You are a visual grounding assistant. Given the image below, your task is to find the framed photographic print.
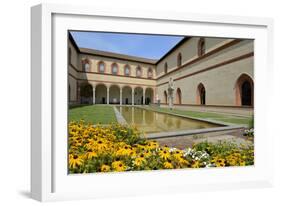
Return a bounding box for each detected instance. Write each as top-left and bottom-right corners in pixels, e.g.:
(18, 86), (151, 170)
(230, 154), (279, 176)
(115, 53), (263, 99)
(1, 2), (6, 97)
(31, 3), (274, 201)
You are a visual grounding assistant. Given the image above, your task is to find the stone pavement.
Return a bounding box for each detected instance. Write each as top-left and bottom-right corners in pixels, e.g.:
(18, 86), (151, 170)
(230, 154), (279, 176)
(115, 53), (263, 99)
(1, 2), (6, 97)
(154, 129), (253, 149)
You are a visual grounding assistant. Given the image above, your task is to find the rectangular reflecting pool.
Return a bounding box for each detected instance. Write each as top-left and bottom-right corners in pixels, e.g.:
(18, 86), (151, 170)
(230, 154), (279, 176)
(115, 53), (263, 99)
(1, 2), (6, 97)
(116, 106), (222, 134)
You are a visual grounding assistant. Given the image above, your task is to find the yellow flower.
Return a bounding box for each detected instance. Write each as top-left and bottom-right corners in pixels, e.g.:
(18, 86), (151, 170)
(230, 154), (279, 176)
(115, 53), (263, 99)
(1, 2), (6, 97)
(101, 164), (111, 172)
(159, 149), (170, 160)
(191, 160), (200, 168)
(239, 160), (246, 166)
(163, 161), (173, 169)
(173, 150), (184, 160)
(147, 141), (159, 150)
(112, 161), (126, 172)
(94, 139), (107, 152)
(116, 145), (132, 156)
(176, 157), (189, 166)
(143, 150), (152, 158)
(134, 157), (146, 167)
(69, 154), (83, 169)
(214, 158), (226, 167)
(85, 149), (97, 159)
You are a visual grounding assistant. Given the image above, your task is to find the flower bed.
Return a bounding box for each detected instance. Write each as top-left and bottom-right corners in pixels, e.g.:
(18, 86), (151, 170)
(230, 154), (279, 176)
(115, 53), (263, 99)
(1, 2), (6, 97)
(68, 121), (254, 173)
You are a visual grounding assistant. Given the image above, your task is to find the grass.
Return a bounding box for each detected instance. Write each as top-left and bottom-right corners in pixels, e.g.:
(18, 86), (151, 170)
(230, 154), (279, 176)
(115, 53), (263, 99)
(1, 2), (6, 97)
(68, 104), (253, 127)
(146, 106), (252, 127)
(69, 105), (117, 124)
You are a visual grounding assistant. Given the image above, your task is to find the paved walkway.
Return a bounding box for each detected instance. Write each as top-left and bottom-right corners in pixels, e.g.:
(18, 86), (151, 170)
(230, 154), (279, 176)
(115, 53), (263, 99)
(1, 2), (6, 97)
(154, 129), (252, 149)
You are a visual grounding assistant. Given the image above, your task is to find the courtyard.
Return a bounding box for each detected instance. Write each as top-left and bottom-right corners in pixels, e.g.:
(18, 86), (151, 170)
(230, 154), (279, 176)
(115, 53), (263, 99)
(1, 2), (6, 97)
(67, 32), (254, 173)
(68, 105), (254, 173)
(69, 104), (253, 148)
(69, 104), (252, 127)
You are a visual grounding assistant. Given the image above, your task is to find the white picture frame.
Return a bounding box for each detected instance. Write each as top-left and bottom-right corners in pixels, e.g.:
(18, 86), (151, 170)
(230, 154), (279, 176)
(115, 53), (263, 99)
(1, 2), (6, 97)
(31, 3), (274, 202)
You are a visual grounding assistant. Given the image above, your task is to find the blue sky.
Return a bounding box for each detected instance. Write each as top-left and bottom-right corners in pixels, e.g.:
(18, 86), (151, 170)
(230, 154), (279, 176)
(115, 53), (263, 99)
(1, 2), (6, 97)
(70, 31), (184, 60)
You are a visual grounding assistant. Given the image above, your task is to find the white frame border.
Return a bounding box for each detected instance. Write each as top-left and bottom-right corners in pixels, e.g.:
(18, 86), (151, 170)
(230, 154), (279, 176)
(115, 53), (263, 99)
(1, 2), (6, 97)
(31, 3), (274, 202)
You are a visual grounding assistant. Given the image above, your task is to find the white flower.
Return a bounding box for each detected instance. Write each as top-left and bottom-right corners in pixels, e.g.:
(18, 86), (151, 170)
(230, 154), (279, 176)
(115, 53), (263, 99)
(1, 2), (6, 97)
(169, 148), (177, 152)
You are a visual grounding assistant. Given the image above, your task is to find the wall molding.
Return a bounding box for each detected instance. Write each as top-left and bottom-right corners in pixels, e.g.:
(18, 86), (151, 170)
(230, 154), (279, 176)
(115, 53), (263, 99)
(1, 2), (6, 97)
(68, 72), (156, 89)
(157, 52), (254, 87)
(156, 39), (241, 80)
(160, 103), (253, 109)
(69, 63), (157, 80)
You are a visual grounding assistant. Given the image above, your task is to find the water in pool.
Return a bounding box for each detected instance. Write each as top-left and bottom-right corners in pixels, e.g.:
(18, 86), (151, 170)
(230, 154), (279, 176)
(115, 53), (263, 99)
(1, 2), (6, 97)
(116, 106), (221, 134)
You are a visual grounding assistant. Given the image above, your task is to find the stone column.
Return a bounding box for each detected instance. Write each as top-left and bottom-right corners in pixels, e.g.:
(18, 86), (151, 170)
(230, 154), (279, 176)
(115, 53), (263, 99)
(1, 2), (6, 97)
(120, 88), (122, 105)
(143, 89), (145, 105)
(92, 86), (96, 104)
(132, 88), (135, 105)
(154, 87), (157, 104)
(107, 87), (110, 104)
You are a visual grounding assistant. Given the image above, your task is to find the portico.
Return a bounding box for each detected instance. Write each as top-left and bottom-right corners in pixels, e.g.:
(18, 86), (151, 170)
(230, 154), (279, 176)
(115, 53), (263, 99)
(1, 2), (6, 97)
(78, 82), (154, 105)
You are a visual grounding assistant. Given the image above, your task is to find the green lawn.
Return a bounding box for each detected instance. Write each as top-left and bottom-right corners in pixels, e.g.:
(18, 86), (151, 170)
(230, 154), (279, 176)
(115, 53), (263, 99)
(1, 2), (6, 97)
(69, 105), (117, 124)
(68, 104), (253, 127)
(145, 106), (253, 127)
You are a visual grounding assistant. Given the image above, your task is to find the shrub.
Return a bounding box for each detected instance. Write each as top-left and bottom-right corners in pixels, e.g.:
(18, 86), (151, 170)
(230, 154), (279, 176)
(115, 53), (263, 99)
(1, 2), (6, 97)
(243, 128), (254, 137)
(192, 141), (254, 167)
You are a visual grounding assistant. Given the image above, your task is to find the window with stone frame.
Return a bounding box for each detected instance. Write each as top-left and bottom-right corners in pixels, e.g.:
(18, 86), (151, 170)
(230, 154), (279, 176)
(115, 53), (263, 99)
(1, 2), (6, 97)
(124, 65), (130, 76)
(82, 59), (90, 72)
(148, 68), (153, 79)
(164, 62), (168, 74)
(111, 63), (118, 75)
(136, 66), (142, 77)
(68, 47), (72, 65)
(198, 38), (206, 56)
(98, 62), (105, 73)
(177, 53), (182, 67)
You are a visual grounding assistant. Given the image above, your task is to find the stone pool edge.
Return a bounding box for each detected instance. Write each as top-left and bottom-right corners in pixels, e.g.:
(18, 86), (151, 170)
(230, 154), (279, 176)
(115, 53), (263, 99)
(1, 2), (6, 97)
(136, 105), (245, 127)
(114, 105), (245, 139)
(146, 125), (245, 139)
(137, 106), (246, 139)
(113, 106), (127, 124)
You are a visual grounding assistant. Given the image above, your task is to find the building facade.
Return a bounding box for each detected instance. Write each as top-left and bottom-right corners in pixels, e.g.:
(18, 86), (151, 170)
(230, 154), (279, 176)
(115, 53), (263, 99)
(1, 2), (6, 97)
(68, 34), (254, 115)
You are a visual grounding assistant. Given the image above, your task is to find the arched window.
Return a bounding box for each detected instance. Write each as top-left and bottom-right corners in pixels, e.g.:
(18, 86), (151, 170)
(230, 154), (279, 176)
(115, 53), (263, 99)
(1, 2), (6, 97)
(197, 83), (206, 105)
(98, 61), (105, 73)
(176, 88), (182, 104)
(164, 62), (168, 74)
(111, 63), (118, 75)
(124, 65), (130, 76)
(198, 38), (205, 56)
(235, 74), (254, 106)
(82, 59), (90, 72)
(164, 91), (168, 104)
(80, 83), (93, 104)
(177, 53), (182, 67)
(136, 66), (142, 77)
(147, 68), (153, 79)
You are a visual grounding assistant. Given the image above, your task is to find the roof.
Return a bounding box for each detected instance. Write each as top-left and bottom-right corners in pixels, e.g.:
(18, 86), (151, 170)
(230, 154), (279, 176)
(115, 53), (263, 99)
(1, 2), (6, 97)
(69, 32), (189, 65)
(79, 48), (158, 64)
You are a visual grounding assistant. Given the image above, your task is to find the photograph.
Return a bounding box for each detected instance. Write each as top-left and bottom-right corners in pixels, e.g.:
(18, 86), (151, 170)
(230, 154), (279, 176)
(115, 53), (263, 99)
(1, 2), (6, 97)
(67, 31), (254, 174)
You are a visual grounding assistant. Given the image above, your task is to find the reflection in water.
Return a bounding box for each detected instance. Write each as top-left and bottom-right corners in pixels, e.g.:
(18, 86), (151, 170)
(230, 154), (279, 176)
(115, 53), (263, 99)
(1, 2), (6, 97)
(117, 106), (220, 134)
(163, 115), (167, 124)
(176, 119), (181, 128)
(145, 110), (153, 124)
(167, 118), (173, 129)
